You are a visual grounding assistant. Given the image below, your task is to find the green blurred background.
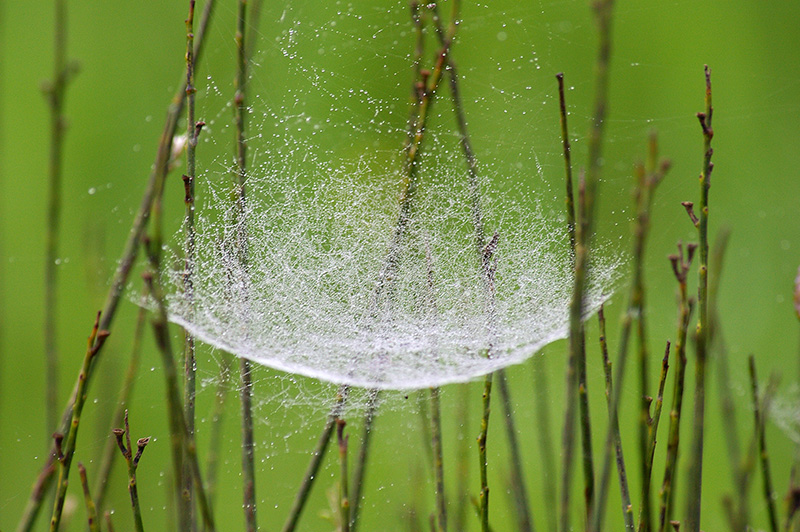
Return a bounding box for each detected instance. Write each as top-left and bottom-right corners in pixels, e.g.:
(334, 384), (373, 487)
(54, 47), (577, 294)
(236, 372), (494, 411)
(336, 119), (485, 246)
(2, 1), (799, 530)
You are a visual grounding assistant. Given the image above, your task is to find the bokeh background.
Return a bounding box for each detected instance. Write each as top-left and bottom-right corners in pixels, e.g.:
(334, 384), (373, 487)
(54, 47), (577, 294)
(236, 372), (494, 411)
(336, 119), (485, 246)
(2, 1), (799, 530)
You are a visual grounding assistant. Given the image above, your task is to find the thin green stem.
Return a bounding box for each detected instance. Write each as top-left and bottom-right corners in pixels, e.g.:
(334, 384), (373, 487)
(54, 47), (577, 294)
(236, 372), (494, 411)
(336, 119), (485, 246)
(77, 464), (99, 532)
(454, 383), (471, 532)
(709, 227), (749, 529)
(497, 371), (534, 532)
(684, 65), (714, 532)
(532, 357), (559, 532)
(637, 134), (670, 532)
(142, 253), (216, 532)
(556, 72), (576, 250)
(49, 312), (110, 532)
(478, 371), (493, 532)
(749, 356), (779, 532)
(43, 0), (77, 439)
(231, 0), (258, 528)
(646, 342), (670, 482)
(338, 420), (351, 532)
(181, 4), (199, 530)
(281, 389), (348, 532)
(566, 0), (616, 526)
(205, 354), (233, 509)
(350, 389), (380, 532)
(598, 306), (634, 531)
(43, 0), (67, 437)
(433, 8), (534, 529)
(94, 298), (147, 511)
(592, 133), (669, 532)
(113, 411), (150, 532)
(657, 244), (695, 532)
(430, 387), (447, 532)
(15, 4), (216, 528)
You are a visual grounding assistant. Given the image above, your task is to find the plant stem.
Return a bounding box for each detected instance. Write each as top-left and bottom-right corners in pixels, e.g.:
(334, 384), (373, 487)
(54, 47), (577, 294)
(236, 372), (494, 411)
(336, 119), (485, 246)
(77, 463), (99, 532)
(231, 1), (258, 528)
(636, 134), (670, 532)
(532, 357), (559, 532)
(657, 243), (696, 532)
(142, 254), (216, 532)
(592, 137), (669, 532)
(598, 305), (634, 531)
(205, 354), (233, 509)
(281, 388), (348, 532)
(454, 382), (471, 532)
(113, 411), (150, 532)
(684, 65), (714, 532)
(478, 371), (493, 532)
(43, 0), (77, 440)
(182, 2), (199, 530)
(556, 72), (576, 250)
(430, 387), (447, 532)
(432, 6), (534, 531)
(749, 356), (779, 532)
(49, 312), (110, 532)
(350, 389), (380, 532)
(15, 4), (216, 528)
(566, 0), (616, 526)
(337, 420), (351, 532)
(94, 297), (147, 511)
(708, 228), (749, 529)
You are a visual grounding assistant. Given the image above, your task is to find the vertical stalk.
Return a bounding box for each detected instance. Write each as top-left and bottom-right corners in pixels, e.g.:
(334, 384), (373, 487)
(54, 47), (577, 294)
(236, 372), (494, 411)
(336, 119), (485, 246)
(565, 0), (616, 527)
(49, 313), (110, 532)
(77, 463), (100, 532)
(141, 260), (216, 532)
(478, 370), (493, 532)
(636, 134), (670, 532)
(281, 389), (348, 532)
(556, 72), (576, 250)
(533, 357), (559, 532)
(430, 387), (447, 532)
(431, 5), (533, 530)
(231, 1), (258, 529)
(43, 0), (76, 439)
(454, 382), (471, 532)
(684, 66), (714, 532)
(94, 298), (148, 510)
(181, 2), (199, 529)
(657, 244), (695, 532)
(113, 411), (150, 532)
(350, 389), (380, 532)
(749, 356), (779, 532)
(338, 420), (351, 532)
(598, 306), (634, 530)
(592, 133), (669, 531)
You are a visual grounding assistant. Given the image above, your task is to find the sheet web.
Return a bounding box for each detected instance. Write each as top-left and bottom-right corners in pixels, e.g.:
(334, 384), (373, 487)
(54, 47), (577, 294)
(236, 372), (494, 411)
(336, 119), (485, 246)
(164, 1), (624, 397)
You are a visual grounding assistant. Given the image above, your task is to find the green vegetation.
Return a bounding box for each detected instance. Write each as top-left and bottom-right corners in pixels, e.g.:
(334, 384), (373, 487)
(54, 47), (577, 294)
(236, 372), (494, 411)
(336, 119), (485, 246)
(2, 1), (800, 531)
